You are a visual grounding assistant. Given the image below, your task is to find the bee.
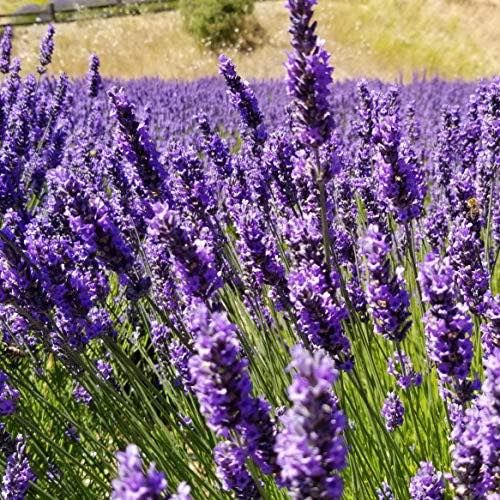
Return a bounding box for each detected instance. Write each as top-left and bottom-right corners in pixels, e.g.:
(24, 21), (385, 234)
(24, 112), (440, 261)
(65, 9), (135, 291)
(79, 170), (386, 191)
(466, 197), (481, 219)
(2, 345), (27, 359)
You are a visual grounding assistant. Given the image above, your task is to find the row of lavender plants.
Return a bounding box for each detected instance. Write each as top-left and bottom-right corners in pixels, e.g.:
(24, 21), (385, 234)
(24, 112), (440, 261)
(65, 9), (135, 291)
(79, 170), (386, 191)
(0, 0), (498, 498)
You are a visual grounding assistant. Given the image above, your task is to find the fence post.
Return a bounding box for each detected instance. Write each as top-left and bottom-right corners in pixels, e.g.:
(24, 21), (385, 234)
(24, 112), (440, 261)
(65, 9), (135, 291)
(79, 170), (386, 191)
(48, 2), (56, 22)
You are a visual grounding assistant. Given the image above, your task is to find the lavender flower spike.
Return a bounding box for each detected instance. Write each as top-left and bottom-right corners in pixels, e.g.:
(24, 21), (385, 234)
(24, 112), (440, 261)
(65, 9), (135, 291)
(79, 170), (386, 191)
(361, 225), (411, 343)
(451, 347), (500, 497)
(0, 371), (20, 417)
(214, 441), (260, 500)
(373, 87), (421, 223)
(478, 347), (500, 495)
(37, 24), (55, 75)
(376, 482), (394, 500)
(387, 351), (422, 390)
(108, 87), (169, 201)
(189, 303), (278, 475)
(0, 26), (13, 74)
(87, 54), (102, 98)
(188, 304), (253, 437)
(381, 392), (405, 432)
(1, 436), (37, 500)
(275, 345), (347, 499)
(409, 462), (445, 500)
(112, 444), (167, 500)
(218, 54), (267, 148)
(286, 0), (334, 147)
(419, 252), (473, 384)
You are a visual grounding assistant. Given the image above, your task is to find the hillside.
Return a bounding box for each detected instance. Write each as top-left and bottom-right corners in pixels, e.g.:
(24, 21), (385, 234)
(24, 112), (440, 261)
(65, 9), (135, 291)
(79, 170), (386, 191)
(8, 0), (500, 81)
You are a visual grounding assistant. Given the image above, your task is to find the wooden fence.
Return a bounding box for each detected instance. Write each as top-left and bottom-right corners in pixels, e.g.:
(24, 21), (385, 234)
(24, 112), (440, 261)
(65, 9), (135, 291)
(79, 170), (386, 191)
(0, 0), (178, 27)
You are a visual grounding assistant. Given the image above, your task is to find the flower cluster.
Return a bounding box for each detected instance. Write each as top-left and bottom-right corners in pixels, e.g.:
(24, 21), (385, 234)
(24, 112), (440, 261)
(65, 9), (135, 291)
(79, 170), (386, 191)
(112, 444), (191, 500)
(362, 225), (411, 343)
(0, 371), (19, 417)
(381, 392), (405, 432)
(419, 253), (473, 385)
(408, 462), (445, 500)
(275, 346), (347, 499)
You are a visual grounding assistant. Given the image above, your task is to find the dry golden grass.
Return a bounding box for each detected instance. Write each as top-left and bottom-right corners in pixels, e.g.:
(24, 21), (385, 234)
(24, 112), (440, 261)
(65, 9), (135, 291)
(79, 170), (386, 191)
(9, 0), (500, 81)
(0, 0), (45, 14)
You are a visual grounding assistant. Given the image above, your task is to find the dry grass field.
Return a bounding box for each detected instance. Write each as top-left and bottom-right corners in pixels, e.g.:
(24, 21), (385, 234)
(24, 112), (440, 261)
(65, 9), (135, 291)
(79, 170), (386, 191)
(6, 0), (500, 81)
(0, 0), (45, 13)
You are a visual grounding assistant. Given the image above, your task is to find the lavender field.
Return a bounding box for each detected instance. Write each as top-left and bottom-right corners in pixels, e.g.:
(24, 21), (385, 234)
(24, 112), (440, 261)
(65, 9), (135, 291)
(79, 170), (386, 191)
(0, 1), (498, 499)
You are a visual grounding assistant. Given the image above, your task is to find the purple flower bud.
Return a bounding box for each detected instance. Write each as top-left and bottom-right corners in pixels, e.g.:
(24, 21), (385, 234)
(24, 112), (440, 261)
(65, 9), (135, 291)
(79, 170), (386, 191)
(0, 371), (20, 417)
(72, 383), (92, 406)
(214, 441), (259, 499)
(96, 360), (113, 381)
(381, 392), (405, 432)
(387, 351), (422, 390)
(38, 24), (55, 74)
(376, 481), (394, 500)
(112, 444), (166, 500)
(218, 55), (267, 149)
(0, 26), (13, 74)
(409, 462), (445, 500)
(87, 54), (102, 98)
(64, 425), (79, 442)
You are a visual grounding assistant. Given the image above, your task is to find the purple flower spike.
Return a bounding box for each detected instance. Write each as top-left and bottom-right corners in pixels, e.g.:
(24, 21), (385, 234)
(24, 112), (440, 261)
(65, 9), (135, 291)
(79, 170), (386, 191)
(275, 345), (347, 499)
(108, 87), (169, 202)
(214, 441), (259, 499)
(148, 203), (222, 302)
(286, 0), (334, 147)
(0, 371), (20, 417)
(451, 403), (484, 498)
(1, 436), (37, 500)
(288, 261), (352, 370)
(481, 295), (499, 359)
(451, 347), (500, 497)
(219, 55), (267, 148)
(376, 481), (394, 500)
(188, 305), (278, 474)
(188, 304), (253, 437)
(381, 392), (405, 432)
(387, 351), (422, 390)
(0, 26), (13, 74)
(72, 383), (92, 406)
(409, 462), (445, 500)
(87, 54), (102, 98)
(449, 217), (490, 315)
(112, 444), (167, 500)
(373, 87), (422, 223)
(37, 24), (55, 74)
(361, 225), (411, 343)
(479, 348), (500, 495)
(419, 253), (473, 385)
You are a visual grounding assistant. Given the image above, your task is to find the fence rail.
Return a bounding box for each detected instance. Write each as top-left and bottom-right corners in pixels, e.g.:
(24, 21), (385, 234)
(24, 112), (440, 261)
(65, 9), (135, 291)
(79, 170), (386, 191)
(0, 0), (178, 27)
